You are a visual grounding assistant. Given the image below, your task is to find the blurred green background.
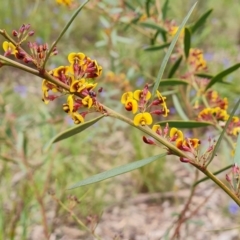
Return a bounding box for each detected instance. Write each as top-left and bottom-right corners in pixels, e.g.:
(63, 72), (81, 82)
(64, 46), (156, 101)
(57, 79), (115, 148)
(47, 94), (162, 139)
(0, 0), (240, 239)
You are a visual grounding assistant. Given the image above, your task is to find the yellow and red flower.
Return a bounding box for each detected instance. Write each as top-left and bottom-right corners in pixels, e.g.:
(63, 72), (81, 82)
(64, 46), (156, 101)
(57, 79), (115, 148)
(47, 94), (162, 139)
(2, 41), (17, 56)
(124, 98), (138, 114)
(134, 112), (153, 126)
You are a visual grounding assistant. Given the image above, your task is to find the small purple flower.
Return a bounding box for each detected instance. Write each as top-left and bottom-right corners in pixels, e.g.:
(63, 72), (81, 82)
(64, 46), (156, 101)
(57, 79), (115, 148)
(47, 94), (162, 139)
(169, 107), (176, 115)
(65, 115), (74, 126)
(204, 52), (213, 61)
(136, 77), (145, 87)
(228, 202), (239, 215)
(35, 37), (43, 44)
(222, 57), (230, 68)
(14, 85), (27, 98)
(185, 130), (193, 138)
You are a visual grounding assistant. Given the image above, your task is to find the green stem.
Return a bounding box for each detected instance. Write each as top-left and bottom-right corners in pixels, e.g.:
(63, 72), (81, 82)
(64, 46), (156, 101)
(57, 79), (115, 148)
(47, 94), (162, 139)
(194, 164), (232, 186)
(0, 29), (16, 45)
(0, 57), (39, 75)
(192, 163), (240, 206)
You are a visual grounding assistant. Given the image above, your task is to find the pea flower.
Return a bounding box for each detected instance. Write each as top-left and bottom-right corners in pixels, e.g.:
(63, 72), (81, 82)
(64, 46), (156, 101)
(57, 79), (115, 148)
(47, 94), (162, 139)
(134, 112), (153, 126)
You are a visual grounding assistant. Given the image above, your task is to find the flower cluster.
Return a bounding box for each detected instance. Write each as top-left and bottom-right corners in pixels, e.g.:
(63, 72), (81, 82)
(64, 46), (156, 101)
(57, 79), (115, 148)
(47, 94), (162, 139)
(197, 90), (240, 137)
(167, 25), (184, 39)
(143, 124), (202, 163)
(198, 90), (229, 122)
(2, 24), (57, 68)
(42, 52), (103, 124)
(188, 48), (207, 71)
(121, 84), (169, 126)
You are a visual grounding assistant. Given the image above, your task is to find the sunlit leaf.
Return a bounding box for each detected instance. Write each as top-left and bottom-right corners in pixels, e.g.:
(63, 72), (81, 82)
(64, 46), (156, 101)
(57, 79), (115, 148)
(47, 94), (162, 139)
(205, 63), (240, 90)
(184, 27), (191, 58)
(156, 120), (214, 128)
(44, 115), (105, 152)
(143, 42), (170, 51)
(151, 2), (197, 97)
(168, 56), (182, 78)
(68, 153), (167, 189)
(207, 98), (240, 165)
(172, 94), (189, 121)
(190, 9), (213, 33)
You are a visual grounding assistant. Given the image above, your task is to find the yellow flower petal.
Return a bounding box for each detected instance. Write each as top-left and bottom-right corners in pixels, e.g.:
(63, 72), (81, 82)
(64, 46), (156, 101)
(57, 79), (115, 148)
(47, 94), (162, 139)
(170, 128), (183, 141)
(133, 89), (151, 101)
(68, 52), (85, 64)
(133, 90), (141, 101)
(52, 66), (69, 77)
(162, 103), (170, 117)
(152, 125), (162, 134)
(125, 98), (138, 114)
(71, 112), (84, 124)
(2, 41), (17, 55)
(67, 94), (74, 112)
(133, 112), (152, 126)
(82, 95), (93, 108)
(156, 91), (166, 104)
(121, 92), (133, 104)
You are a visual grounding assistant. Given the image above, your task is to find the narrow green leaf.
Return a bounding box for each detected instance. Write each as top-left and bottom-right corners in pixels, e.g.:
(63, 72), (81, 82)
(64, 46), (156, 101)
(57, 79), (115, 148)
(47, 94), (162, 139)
(234, 134), (240, 165)
(156, 120), (214, 128)
(43, 0), (89, 68)
(145, 0), (152, 17)
(194, 164), (232, 186)
(159, 79), (189, 86)
(161, 0), (169, 20)
(195, 73), (231, 85)
(151, 2), (197, 97)
(139, 22), (167, 33)
(68, 153), (167, 189)
(44, 115), (105, 152)
(151, 30), (161, 45)
(184, 27), (191, 58)
(195, 72), (213, 79)
(172, 94), (189, 121)
(205, 63), (240, 90)
(168, 56), (182, 78)
(143, 42), (170, 51)
(207, 98), (240, 165)
(161, 31), (167, 42)
(190, 9), (213, 33)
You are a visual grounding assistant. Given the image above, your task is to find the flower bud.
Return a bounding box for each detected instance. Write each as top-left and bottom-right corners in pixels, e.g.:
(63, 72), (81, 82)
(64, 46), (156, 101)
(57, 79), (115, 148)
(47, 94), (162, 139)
(28, 30), (34, 36)
(180, 157), (190, 163)
(12, 30), (18, 37)
(142, 136), (155, 145)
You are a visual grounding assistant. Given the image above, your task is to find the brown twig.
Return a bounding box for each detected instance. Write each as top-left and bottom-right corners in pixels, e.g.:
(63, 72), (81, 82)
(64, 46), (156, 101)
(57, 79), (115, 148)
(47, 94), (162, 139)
(170, 170), (199, 239)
